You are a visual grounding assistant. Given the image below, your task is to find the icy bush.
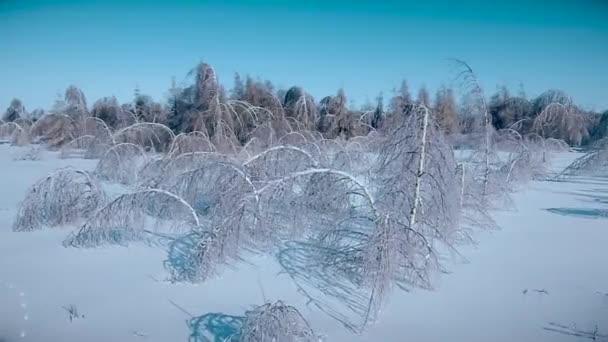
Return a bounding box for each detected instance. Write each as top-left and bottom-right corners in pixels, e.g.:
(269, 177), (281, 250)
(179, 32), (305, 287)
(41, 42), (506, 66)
(244, 145), (318, 181)
(95, 143), (148, 184)
(238, 301), (317, 342)
(13, 168), (106, 232)
(113, 122), (175, 153)
(64, 189), (199, 247)
(557, 145), (608, 178)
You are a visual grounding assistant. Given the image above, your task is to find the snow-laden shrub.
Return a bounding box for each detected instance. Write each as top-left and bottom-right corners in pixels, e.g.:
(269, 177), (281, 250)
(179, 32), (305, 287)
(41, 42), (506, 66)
(95, 143), (147, 184)
(64, 189), (199, 247)
(13, 168), (106, 232)
(238, 301), (317, 342)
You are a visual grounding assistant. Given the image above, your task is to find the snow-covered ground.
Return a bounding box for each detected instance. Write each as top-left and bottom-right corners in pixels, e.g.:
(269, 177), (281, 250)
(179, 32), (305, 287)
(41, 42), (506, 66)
(0, 144), (606, 341)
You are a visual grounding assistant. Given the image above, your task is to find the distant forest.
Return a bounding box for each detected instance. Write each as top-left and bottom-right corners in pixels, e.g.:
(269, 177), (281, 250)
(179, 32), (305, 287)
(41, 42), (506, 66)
(2, 61), (607, 147)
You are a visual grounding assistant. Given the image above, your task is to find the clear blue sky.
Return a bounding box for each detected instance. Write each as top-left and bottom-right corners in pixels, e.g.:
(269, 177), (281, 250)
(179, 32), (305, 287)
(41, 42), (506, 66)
(1, 0), (607, 113)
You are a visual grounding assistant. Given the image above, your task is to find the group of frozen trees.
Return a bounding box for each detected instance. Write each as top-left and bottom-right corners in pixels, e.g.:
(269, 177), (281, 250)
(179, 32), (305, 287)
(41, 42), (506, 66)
(6, 60), (602, 338)
(3, 61), (606, 150)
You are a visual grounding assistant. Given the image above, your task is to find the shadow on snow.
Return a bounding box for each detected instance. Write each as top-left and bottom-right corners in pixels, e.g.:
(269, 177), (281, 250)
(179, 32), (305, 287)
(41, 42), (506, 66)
(188, 312), (244, 342)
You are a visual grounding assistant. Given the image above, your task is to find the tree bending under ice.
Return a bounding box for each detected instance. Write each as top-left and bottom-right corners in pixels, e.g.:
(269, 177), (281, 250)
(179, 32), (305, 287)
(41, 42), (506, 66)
(64, 189), (199, 248)
(13, 168), (106, 232)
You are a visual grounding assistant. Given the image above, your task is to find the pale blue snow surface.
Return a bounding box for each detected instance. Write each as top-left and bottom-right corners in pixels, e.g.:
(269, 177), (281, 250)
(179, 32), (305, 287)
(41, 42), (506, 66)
(0, 144), (606, 341)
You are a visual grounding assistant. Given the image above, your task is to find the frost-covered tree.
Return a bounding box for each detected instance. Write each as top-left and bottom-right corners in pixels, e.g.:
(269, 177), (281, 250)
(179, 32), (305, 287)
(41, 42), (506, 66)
(390, 80), (412, 115)
(64, 189), (199, 247)
(231, 72), (246, 100)
(91, 96), (124, 128)
(371, 92), (384, 129)
(63, 85), (88, 119)
(533, 103), (590, 146)
(95, 143), (148, 184)
(238, 301), (317, 342)
(556, 144), (608, 178)
(283, 86), (318, 131)
(329, 89), (356, 139)
(13, 168), (106, 232)
(452, 59), (494, 201)
(416, 85), (430, 108)
(374, 104), (460, 282)
(589, 110), (608, 143)
(532, 89), (572, 115)
(434, 86), (458, 134)
(3, 98), (25, 122)
(29, 108), (45, 120)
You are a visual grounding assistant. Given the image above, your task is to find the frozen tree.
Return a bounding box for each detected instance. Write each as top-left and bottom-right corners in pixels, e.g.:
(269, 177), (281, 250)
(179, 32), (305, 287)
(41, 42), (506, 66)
(369, 93), (384, 130)
(0, 121), (29, 145)
(317, 96), (333, 134)
(416, 85), (430, 107)
(532, 103), (588, 145)
(3, 98), (26, 122)
(113, 122), (175, 153)
(532, 89), (572, 115)
(589, 110), (608, 143)
(373, 105), (460, 289)
(283, 86), (305, 115)
(231, 72), (246, 99)
(389, 80), (412, 117)
(452, 59), (499, 203)
(244, 145), (319, 181)
(95, 143), (148, 184)
(63, 85), (88, 119)
(556, 145), (608, 178)
(167, 131), (216, 157)
(91, 96), (128, 128)
(160, 161), (260, 281)
(237, 301), (317, 342)
(330, 89), (354, 138)
(13, 168), (106, 232)
(138, 151), (232, 188)
(64, 189), (199, 248)
(488, 86), (533, 132)
(133, 90), (167, 124)
(193, 62), (219, 111)
(434, 86), (458, 134)
(29, 113), (81, 148)
(29, 108), (45, 120)
(13, 117), (33, 130)
(80, 116), (115, 158)
(496, 129), (546, 183)
(283, 86), (318, 131)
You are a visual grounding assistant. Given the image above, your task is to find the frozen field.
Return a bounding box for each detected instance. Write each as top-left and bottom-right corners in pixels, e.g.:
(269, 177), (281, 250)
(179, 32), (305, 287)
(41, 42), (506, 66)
(0, 144), (606, 341)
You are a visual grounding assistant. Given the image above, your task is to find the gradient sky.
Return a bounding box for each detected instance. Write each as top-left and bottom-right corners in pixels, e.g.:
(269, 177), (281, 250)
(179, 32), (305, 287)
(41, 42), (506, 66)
(1, 0), (607, 113)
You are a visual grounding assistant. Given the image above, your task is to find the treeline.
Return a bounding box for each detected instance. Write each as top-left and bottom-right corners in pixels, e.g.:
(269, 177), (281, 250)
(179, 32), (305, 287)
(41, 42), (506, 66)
(2, 62), (607, 146)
